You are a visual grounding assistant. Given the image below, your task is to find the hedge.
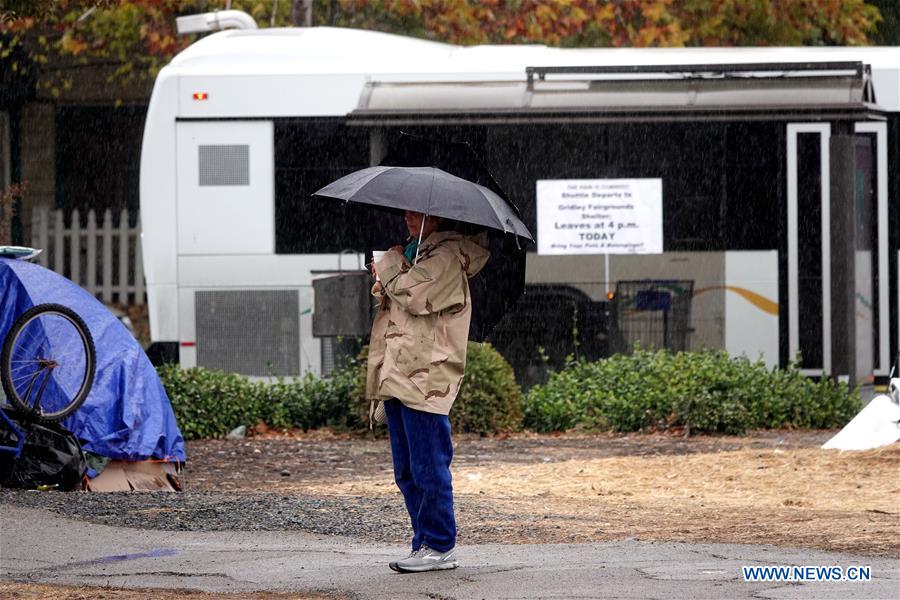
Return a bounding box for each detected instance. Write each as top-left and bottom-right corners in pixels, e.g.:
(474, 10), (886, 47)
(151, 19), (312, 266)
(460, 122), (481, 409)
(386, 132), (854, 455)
(522, 349), (860, 435)
(158, 362), (362, 440)
(159, 341), (523, 440)
(452, 342), (523, 433)
(161, 348), (859, 440)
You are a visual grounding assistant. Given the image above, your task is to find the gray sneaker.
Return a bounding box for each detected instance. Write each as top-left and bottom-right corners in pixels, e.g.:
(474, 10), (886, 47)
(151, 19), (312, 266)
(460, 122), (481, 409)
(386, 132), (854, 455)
(389, 545), (458, 573)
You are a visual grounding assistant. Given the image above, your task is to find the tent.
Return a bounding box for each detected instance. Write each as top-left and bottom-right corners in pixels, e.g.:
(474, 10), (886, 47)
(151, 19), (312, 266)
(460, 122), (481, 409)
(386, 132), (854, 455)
(0, 258), (185, 484)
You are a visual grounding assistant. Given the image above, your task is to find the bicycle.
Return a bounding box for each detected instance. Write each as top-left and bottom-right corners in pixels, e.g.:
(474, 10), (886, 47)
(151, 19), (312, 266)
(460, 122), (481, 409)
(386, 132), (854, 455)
(1, 303), (96, 424)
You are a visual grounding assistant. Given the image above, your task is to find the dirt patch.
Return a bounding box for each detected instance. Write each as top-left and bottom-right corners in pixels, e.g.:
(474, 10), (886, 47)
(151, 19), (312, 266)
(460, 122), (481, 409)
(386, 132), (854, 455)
(0, 582), (341, 600)
(182, 429), (832, 491)
(181, 430), (899, 558)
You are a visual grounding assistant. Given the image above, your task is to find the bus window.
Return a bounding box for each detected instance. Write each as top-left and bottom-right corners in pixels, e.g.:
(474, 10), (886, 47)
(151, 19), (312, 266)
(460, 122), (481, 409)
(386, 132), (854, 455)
(274, 120), (369, 254)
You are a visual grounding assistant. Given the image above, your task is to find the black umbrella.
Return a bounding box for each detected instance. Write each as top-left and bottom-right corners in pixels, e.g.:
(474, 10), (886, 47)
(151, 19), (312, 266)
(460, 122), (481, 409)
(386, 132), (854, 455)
(313, 166), (532, 341)
(314, 166), (532, 241)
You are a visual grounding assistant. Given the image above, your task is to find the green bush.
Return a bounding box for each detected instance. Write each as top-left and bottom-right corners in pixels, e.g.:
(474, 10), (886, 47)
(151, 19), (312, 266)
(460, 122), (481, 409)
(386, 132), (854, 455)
(159, 342), (523, 439)
(157, 364), (262, 440)
(302, 362), (365, 430)
(453, 342), (524, 433)
(158, 359), (365, 440)
(523, 349), (859, 435)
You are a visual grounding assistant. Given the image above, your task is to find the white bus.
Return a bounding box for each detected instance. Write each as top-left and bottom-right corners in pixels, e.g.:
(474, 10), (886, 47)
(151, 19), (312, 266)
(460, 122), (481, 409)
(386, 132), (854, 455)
(140, 12), (899, 385)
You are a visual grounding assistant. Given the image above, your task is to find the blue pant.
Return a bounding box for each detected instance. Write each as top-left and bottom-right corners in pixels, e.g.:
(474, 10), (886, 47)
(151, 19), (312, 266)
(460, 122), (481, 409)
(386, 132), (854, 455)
(384, 399), (457, 552)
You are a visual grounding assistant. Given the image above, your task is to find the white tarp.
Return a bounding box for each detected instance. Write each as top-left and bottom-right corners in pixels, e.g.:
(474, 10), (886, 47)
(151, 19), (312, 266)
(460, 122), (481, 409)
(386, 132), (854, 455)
(822, 379), (900, 451)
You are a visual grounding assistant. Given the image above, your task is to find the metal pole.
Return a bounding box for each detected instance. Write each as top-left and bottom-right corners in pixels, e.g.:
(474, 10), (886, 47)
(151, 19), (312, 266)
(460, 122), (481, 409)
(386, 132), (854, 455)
(414, 215), (427, 265)
(829, 126), (858, 385)
(604, 253), (610, 295)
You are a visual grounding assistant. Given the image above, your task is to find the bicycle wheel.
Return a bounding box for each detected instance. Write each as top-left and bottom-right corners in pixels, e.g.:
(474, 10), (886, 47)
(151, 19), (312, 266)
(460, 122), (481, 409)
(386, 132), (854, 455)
(1, 303), (96, 422)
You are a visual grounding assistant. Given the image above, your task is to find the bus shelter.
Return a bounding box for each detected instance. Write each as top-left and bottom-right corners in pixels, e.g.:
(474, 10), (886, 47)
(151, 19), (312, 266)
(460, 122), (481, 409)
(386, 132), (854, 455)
(341, 62), (894, 387)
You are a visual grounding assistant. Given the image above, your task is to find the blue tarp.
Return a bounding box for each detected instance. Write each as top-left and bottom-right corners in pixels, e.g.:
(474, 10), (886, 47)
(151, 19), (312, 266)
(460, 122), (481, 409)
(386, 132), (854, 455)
(0, 259), (185, 468)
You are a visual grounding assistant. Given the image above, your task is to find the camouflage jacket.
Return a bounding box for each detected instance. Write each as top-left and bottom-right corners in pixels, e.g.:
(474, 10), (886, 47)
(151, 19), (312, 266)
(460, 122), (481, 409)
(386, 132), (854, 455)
(366, 231), (490, 416)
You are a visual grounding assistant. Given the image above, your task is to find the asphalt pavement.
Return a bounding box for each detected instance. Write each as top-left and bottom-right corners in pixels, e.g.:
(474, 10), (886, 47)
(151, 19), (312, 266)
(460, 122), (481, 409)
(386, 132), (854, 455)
(1, 505), (898, 599)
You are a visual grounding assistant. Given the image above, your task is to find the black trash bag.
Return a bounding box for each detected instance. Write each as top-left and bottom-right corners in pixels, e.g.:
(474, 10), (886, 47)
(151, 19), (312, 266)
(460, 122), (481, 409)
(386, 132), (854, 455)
(0, 412), (87, 491)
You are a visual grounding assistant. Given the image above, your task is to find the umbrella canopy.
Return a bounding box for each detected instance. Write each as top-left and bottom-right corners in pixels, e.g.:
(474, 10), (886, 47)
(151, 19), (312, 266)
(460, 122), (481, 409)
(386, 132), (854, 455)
(379, 133), (513, 205)
(314, 160), (533, 342)
(314, 166), (532, 241)
(365, 132), (523, 250)
(0, 259), (186, 468)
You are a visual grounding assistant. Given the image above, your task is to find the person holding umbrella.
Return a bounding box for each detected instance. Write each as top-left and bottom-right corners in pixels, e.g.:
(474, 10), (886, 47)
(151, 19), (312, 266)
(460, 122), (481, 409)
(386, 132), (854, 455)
(313, 164), (532, 571)
(367, 209), (489, 573)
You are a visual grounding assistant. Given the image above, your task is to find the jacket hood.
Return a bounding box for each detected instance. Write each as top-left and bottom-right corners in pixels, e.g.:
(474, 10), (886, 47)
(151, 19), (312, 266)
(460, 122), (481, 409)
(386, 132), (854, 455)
(422, 231), (490, 278)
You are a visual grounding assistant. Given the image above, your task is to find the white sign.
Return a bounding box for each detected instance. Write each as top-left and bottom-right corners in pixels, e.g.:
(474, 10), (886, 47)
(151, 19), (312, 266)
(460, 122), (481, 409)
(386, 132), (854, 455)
(536, 179), (663, 255)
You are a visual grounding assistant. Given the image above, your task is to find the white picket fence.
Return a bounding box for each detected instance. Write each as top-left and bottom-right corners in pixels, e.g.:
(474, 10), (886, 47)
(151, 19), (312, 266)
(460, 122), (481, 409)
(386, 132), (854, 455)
(29, 207), (145, 305)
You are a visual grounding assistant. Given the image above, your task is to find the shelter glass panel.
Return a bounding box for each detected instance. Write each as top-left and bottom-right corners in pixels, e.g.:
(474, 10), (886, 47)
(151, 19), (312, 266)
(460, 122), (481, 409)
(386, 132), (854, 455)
(723, 123), (781, 249)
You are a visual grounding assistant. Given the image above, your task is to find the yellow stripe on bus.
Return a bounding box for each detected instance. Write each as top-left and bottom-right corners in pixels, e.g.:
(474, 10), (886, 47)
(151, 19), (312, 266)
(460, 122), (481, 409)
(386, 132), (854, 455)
(693, 286), (779, 316)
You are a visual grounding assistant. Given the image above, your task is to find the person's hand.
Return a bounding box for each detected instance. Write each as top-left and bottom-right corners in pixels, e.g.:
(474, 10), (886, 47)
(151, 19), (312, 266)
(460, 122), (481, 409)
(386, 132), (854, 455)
(389, 245), (404, 254)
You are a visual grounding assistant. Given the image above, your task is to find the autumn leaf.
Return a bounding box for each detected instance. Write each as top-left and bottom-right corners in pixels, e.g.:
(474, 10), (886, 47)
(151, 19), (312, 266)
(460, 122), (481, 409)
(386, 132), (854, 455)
(59, 31), (86, 55)
(596, 4), (616, 21)
(643, 2), (670, 23)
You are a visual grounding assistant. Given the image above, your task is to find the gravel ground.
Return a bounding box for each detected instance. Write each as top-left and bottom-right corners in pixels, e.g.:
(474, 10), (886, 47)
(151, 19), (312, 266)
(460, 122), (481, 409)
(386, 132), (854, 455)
(0, 430), (842, 549)
(0, 489), (524, 545)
